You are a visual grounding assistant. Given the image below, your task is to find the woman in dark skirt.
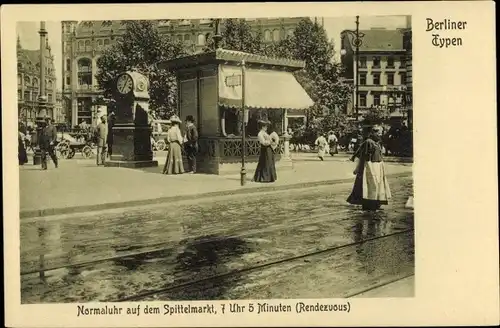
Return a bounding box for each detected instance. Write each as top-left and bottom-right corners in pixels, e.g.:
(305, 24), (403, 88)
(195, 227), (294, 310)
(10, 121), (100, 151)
(253, 120), (277, 183)
(347, 124), (392, 211)
(18, 131), (28, 165)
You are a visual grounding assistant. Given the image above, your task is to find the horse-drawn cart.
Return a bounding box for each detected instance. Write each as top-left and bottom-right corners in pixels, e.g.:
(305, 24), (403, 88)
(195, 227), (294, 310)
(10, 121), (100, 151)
(56, 132), (95, 159)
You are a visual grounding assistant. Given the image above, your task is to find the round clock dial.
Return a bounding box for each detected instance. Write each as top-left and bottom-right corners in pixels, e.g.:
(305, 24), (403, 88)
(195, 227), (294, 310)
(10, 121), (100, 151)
(137, 79), (146, 92)
(116, 74), (134, 94)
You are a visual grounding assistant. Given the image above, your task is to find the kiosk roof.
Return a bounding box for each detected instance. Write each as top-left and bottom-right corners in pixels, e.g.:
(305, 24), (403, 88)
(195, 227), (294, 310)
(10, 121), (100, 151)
(158, 48), (306, 71)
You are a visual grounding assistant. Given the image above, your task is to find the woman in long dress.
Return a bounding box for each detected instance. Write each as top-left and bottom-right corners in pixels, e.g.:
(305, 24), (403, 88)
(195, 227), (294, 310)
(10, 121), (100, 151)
(347, 124), (392, 211)
(315, 133), (328, 161)
(18, 131), (28, 165)
(162, 115), (184, 175)
(253, 120), (277, 183)
(327, 130), (339, 156)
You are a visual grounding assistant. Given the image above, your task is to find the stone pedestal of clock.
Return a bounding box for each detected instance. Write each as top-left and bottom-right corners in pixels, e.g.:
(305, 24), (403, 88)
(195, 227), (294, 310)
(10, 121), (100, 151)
(104, 71), (158, 169)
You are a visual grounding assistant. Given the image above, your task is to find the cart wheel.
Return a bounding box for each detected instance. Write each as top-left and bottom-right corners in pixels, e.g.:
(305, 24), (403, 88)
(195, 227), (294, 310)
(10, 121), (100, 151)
(67, 149), (76, 159)
(58, 148), (69, 159)
(82, 146), (93, 158)
(156, 140), (166, 151)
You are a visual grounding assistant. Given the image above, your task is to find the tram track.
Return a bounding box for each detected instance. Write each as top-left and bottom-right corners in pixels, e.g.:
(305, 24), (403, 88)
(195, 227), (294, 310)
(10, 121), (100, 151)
(111, 229), (413, 302)
(344, 273), (415, 298)
(21, 175), (414, 302)
(21, 208), (374, 275)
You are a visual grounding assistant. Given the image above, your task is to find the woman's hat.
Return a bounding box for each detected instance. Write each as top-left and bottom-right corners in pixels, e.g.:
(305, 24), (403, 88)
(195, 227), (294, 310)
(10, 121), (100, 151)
(169, 115), (181, 123)
(328, 130), (335, 134)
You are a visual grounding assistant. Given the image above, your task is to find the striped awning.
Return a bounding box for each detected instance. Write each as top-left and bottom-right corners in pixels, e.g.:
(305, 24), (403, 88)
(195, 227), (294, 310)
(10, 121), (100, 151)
(218, 65), (314, 110)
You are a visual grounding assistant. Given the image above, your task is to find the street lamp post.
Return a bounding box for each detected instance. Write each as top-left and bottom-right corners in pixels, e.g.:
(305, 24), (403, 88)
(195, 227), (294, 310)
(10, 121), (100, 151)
(340, 16), (364, 121)
(212, 19), (223, 50)
(211, 18), (247, 186)
(240, 60), (247, 186)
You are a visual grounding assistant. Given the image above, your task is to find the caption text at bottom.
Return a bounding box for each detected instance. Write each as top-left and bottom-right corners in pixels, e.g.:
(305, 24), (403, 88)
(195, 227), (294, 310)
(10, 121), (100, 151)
(77, 302), (351, 317)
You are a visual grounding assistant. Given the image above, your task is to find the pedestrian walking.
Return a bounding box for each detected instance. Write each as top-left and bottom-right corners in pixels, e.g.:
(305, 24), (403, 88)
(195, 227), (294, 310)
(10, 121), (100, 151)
(107, 111), (115, 158)
(40, 117), (58, 170)
(315, 133), (328, 161)
(162, 115), (185, 175)
(347, 123), (392, 211)
(184, 115), (199, 174)
(95, 115), (108, 165)
(252, 119), (277, 183)
(327, 130), (339, 156)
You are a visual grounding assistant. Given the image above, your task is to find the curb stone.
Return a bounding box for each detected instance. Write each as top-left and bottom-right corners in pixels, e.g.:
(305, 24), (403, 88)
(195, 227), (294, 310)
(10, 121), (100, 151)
(20, 172), (412, 219)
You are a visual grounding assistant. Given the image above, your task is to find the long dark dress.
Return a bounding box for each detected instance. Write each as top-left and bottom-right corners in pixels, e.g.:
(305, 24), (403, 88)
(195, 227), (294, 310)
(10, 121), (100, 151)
(347, 135), (392, 210)
(253, 131), (277, 183)
(18, 133), (28, 165)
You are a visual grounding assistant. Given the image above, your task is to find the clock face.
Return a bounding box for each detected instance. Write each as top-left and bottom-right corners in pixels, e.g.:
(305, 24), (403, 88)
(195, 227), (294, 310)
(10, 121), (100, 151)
(137, 78), (146, 92)
(116, 74), (133, 94)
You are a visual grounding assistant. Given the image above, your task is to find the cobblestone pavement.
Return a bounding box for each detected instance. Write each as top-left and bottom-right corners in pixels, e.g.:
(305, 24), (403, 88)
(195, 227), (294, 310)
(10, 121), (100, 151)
(21, 175), (414, 303)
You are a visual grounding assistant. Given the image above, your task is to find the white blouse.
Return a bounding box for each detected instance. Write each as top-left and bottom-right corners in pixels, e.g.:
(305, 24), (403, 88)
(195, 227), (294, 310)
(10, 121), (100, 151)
(257, 130), (271, 146)
(167, 125), (184, 143)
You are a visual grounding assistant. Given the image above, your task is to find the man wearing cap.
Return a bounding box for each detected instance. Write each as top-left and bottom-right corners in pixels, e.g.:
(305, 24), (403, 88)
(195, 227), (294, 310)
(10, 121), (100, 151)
(40, 117), (58, 170)
(184, 115), (199, 174)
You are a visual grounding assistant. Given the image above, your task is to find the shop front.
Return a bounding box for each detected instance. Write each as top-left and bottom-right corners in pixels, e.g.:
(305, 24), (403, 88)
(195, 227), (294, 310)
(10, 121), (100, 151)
(160, 49), (314, 175)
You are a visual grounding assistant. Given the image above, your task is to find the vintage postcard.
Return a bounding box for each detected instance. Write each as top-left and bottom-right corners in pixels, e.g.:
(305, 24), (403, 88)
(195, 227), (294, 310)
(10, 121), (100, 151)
(2, 1), (498, 327)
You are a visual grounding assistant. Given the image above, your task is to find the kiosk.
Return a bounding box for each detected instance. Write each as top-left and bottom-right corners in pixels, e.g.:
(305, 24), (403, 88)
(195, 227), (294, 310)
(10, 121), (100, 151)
(159, 49), (314, 175)
(105, 71), (158, 168)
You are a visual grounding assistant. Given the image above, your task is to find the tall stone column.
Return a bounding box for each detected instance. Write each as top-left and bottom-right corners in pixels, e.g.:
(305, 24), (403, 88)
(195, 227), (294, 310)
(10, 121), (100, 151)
(91, 57), (97, 88)
(37, 22), (47, 119)
(71, 97), (78, 126)
(33, 21), (48, 165)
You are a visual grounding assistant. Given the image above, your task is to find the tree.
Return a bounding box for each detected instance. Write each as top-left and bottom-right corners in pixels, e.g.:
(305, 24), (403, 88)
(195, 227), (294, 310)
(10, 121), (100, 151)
(95, 21), (187, 119)
(362, 107), (386, 124)
(204, 19), (264, 53)
(265, 19), (353, 127)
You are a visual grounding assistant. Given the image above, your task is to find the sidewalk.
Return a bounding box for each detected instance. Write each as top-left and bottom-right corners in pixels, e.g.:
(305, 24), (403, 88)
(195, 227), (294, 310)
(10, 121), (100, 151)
(19, 153), (413, 218)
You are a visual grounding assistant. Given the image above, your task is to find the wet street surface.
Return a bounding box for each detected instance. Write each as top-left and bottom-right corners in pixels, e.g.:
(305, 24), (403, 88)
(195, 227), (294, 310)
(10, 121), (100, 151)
(21, 175), (414, 303)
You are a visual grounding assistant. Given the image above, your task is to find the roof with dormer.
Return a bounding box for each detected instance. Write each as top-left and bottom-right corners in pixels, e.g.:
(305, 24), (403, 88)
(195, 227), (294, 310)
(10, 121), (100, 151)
(74, 20), (128, 37)
(159, 48), (305, 71)
(342, 29), (406, 52)
(17, 37), (56, 76)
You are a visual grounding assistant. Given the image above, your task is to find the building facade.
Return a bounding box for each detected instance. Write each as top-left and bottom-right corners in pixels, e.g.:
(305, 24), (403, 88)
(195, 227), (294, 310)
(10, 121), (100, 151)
(402, 28), (413, 128)
(17, 36), (57, 125)
(61, 18), (305, 127)
(54, 91), (66, 123)
(340, 28), (410, 118)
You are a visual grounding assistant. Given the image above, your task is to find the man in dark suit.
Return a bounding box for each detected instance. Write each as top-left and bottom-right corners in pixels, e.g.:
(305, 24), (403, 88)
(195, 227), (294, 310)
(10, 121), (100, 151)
(40, 117), (58, 170)
(184, 115), (199, 173)
(96, 115), (108, 165)
(106, 111), (115, 158)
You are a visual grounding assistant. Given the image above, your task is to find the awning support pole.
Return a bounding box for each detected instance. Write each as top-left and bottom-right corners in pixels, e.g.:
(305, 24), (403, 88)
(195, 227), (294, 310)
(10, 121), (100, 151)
(240, 60), (247, 186)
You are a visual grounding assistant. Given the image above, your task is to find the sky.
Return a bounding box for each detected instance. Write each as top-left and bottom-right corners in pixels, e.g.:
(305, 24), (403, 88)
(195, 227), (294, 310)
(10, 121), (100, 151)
(16, 16), (409, 91)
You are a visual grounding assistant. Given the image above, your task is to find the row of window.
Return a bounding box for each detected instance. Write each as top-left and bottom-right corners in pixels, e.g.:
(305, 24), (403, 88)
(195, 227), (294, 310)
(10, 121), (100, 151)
(358, 56), (406, 68)
(18, 90), (54, 102)
(18, 63), (55, 75)
(359, 72), (406, 86)
(17, 75), (54, 88)
(358, 94), (403, 107)
(74, 39), (111, 52)
(70, 26), (296, 52)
